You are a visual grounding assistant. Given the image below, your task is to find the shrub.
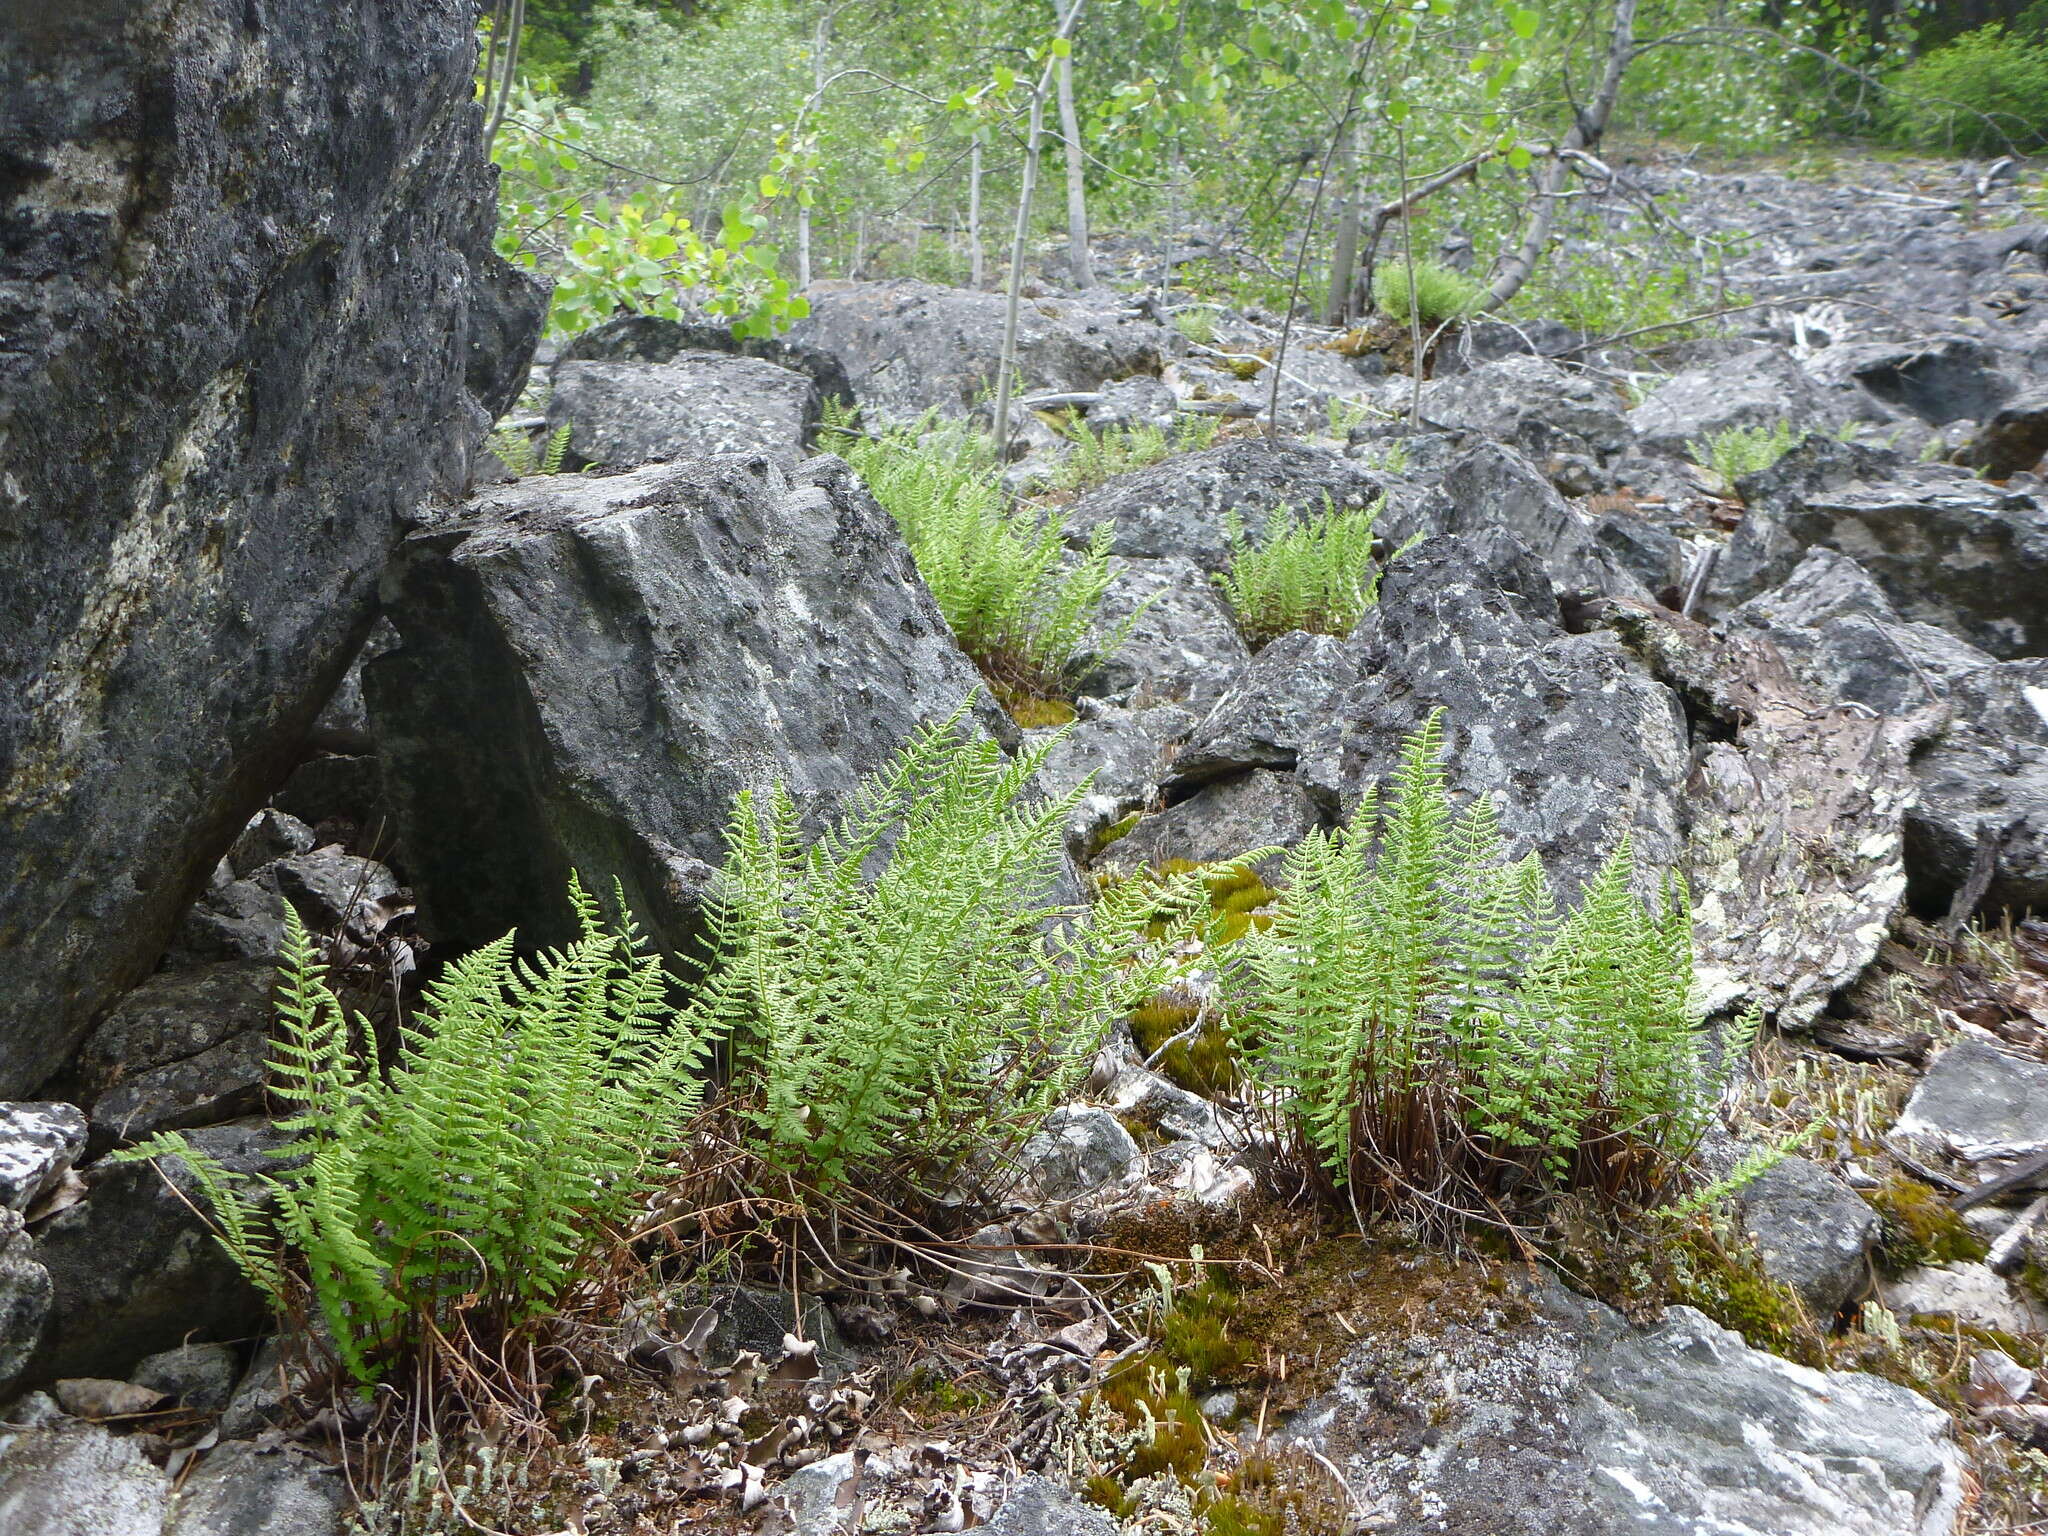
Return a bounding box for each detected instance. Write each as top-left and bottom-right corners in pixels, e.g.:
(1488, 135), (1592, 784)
(1688, 420), (1801, 482)
(1214, 497), (1390, 648)
(117, 884), (702, 1385)
(1372, 260), (1483, 326)
(828, 405), (1132, 707)
(1232, 712), (1744, 1225)
(688, 709), (1203, 1206)
(1886, 26), (2048, 156)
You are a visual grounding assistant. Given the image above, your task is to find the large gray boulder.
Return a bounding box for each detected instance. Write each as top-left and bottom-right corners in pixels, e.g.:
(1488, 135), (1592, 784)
(1807, 335), (2017, 426)
(1073, 557), (1249, 709)
(1715, 474), (2048, 659)
(1723, 551), (2048, 915)
(1417, 354), (1632, 460)
(1062, 439), (1382, 572)
(1095, 769), (1322, 879)
(780, 278), (1169, 421)
(1294, 1277), (1964, 1536)
(367, 453), (1001, 959)
(546, 352), (819, 473)
(0, 1425), (167, 1536)
(1628, 346), (1833, 455)
(1298, 533), (1690, 898)
(0, 3), (527, 1095)
(1419, 439), (1651, 600)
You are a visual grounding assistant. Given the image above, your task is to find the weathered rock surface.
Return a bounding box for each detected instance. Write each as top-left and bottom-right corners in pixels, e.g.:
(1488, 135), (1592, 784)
(0, 1104), (87, 1215)
(75, 965), (275, 1106)
(1961, 390), (2048, 479)
(1073, 557), (1249, 709)
(1298, 533), (1690, 897)
(1418, 354), (1632, 460)
(1063, 439), (1381, 572)
(0, 1425), (167, 1536)
(27, 1120), (282, 1386)
(1883, 1262), (2048, 1335)
(1294, 1277), (1964, 1536)
(1717, 474), (2048, 659)
(1810, 335), (2017, 427)
(1894, 1039), (2048, 1162)
(130, 1342), (241, 1415)
(1169, 629), (1359, 787)
(1736, 1154), (1880, 1318)
(1419, 439), (1650, 599)
(0, 1210), (51, 1399)
(367, 453), (1001, 958)
(1629, 346), (1834, 454)
(781, 279), (1169, 420)
(0, 1), (525, 1096)
(1026, 702), (1195, 858)
(1604, 602), (1930, 1026)
(1096, 769), (1321, 878)
(164, 1443), (348, 1536)
(1011, 1107), (1142, 1202)
(980, 1478), (1121, 1536)
(546, 353), (819, 472)
(172, 846), (402, 966)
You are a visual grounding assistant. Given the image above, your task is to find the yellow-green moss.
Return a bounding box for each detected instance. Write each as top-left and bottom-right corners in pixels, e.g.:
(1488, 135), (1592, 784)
(1868, 1173), (1988, 1271)
(1130, 995), (1242, 1099)
(1005, 694), (1078, 729)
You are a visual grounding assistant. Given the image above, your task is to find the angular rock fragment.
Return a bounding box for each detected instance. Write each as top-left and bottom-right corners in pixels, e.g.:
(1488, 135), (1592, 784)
(368, 453), (999, 958)
(1735, 1154), (1880, 1317)
(1073, 557), (1249, 709)
(1096, 770), (1321, 879)
(1628, 346), (1835, 454)
(1418, 354), (1632, 459)
(547, 352), (820, 472)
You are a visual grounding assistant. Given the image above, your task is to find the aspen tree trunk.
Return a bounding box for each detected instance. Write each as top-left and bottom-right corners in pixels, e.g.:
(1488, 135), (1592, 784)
(1322, 121), (1363, 325)
(1054, 0), (1094, 289)
(969, 139), (985, 289)
(1482, 0), (1638, 310)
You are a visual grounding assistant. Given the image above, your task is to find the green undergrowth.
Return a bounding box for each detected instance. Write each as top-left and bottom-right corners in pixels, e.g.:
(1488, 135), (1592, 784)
(1215, 496), (1393, 650)
(1046, 410), (1222, 495)
(1867, 1173), (1988, 1271)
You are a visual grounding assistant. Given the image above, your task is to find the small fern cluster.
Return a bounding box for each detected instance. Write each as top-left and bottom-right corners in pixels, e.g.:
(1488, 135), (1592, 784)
(689, 708), (1201, 1206)
(1234, 712), (1740, 1224)
(118, 882), (702, 1384)
(827, 403), (1127, 707)
(1048, 411), (1221, 494)
(1214, 496), (1391, 649)
(487, 420), (573, 477)
(1689, 420), (1800, 482)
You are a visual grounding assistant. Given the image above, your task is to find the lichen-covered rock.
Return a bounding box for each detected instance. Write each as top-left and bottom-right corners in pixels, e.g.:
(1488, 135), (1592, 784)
(1073, 557), (1249, 709)
(75, 965), (276, 1106)
(367, 453), (1001, 960)
(0, 1104), (87, 1215)
(1026, 702), (1196, 858)
(0, 1), (526, 1096)
(1011, 1107), (1142, 1202)
(1603, 601), (1930, 1027)
(1628, 346), (1834, 454)
(1895, 1039), (2048, 1162)
(1417, 354), (1632, 459)
(1418, 439), (1650, 600)
(130, 1342), (241, 1416)
(1721, 552), (2048, 916)
(0, 1425), (167, 1536)
(1294, 1275), (1964, 1536)
(164, 1443), (348, 1536)
(546, 352), (820, 472)
(1063, 439), (1381, 572)
(171, 846), (401, 966)
(0, 1209), (51, 1399)
(1809, 334), (2017, 426)
(1298, 533), (1689, 898)
(779, 278), (1169, 421)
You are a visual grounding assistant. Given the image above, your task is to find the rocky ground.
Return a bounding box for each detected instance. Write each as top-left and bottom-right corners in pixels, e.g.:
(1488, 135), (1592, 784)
(4, 128), (2048, 1534)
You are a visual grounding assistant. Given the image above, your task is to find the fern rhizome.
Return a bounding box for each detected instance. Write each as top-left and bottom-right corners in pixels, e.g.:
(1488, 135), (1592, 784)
(1235, 711), (1745, 1228)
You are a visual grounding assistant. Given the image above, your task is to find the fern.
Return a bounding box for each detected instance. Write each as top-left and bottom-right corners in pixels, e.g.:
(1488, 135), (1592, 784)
(1372, 261), (1483, 326)
(1688, 421), (1800, 482)
(115, 882), (703, 1386)
(485, 420), (574, 477)
(825, 403), (1135, 707)
(1234, 712), (1737, 1224)
(686, 704), (1203, 1206)
(1048, 411), (1221, 494)
(1214, 495), (1392, 648)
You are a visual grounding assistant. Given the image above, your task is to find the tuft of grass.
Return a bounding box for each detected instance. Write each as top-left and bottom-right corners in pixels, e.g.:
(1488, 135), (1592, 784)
(1372, 260), (1483, 326)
